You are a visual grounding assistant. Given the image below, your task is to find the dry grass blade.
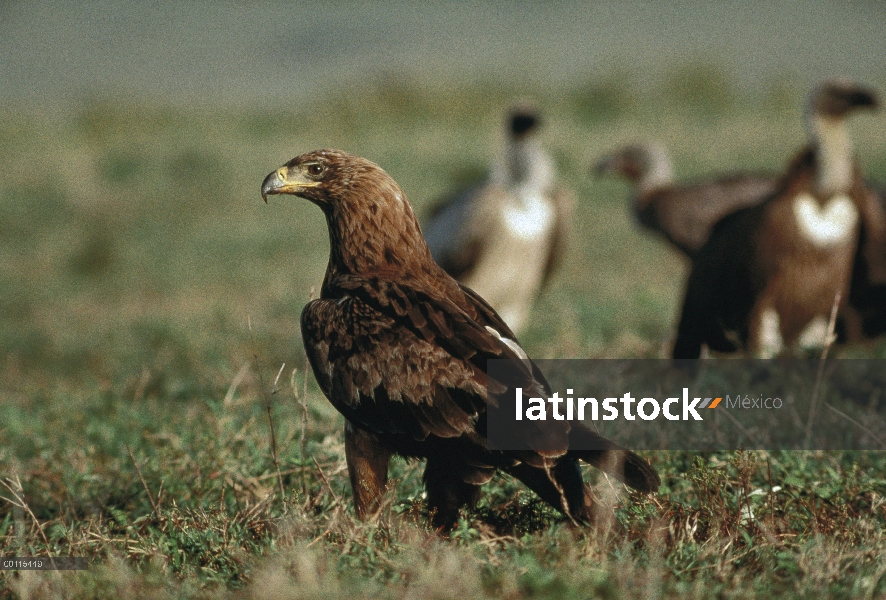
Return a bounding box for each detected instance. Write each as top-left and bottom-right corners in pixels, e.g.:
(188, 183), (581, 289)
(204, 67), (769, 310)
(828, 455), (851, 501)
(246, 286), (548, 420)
(0, 476), (53, 555)
(247, 314), (288, 513)
(301, 287), (315, 459)
(804, 291), (841, 449)
(542, 462), (581, 528)
(224, 361), (252, 407)
(823, 402), (886, 447)
(311, 456), (343, 509)
(126, 445), (160, 517)
(268, 361), (288, 512)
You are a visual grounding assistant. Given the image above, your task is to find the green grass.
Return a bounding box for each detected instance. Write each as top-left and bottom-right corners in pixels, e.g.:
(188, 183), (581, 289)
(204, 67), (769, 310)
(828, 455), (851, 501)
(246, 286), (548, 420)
(3, 71), (886, 598)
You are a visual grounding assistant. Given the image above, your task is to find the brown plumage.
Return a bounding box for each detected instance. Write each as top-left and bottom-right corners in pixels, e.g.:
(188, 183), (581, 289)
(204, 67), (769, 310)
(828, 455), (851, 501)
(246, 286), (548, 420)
(422, 105), (574, 334)
(261, 149), (658, 529)
(594, 142), (776, 258)
(673, 80), (884, 359)
(846, 184), (886, 339)
(595, 142), (886, 343)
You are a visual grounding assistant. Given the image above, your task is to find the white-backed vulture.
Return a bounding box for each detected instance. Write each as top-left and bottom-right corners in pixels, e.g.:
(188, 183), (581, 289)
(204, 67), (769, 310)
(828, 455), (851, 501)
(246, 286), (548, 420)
(595, 142), (776, 258)
(672, 80), (884, 359)
(422, 105), (574, 334)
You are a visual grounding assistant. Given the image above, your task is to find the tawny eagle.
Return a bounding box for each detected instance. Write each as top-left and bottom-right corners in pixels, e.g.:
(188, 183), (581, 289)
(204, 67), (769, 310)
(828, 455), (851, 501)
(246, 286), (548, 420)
(261, 149), (658, 529)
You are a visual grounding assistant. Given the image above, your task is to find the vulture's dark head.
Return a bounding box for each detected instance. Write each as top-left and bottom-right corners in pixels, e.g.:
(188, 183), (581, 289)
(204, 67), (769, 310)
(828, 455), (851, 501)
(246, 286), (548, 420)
(508, 103), (541, 139)
(810, 80), (879, 118)
(261, 149), (432, 276)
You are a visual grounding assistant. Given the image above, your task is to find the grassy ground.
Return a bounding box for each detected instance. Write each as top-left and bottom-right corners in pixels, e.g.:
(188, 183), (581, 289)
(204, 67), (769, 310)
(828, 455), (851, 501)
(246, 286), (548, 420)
(3, 71), (886, 598)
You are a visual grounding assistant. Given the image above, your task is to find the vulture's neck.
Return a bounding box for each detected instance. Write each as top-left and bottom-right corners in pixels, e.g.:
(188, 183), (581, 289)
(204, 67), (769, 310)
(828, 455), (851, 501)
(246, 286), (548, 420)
(637, 148), (674, 196)
(493, 136), (554, 201)
(810, 114), (854, 196)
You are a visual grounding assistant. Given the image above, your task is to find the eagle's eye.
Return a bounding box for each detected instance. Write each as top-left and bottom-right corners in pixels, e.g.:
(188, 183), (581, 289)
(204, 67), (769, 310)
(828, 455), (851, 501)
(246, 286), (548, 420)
(306, 163), (325, 178)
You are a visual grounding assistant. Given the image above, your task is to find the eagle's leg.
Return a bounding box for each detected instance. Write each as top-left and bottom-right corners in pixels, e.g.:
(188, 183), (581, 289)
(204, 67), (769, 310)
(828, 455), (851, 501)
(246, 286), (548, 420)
(505, 457), (594, 524)
(344, 422), (392, 520)
(422, 457), (482, 531)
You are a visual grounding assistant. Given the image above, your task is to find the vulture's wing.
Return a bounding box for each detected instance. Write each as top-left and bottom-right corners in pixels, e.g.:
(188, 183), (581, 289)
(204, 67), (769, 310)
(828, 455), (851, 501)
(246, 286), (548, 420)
(541, 186), (575, 289)
(423, 184), (490, 280)
(855, 182), (886, 284)
(641, 175), (776, 257)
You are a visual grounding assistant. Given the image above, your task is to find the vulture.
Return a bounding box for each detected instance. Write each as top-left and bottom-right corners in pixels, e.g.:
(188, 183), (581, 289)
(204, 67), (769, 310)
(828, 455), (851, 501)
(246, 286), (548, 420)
(596, 142), (886, 343)
(261, 149), (658, 529)
(422, 105), (573, 334)
(594, 142), (776, 258)
(672, 80), (884, 359)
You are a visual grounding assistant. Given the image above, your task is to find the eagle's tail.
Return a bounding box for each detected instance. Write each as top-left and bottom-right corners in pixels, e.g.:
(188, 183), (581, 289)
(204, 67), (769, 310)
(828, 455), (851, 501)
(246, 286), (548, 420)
(568, 424), (660, 493)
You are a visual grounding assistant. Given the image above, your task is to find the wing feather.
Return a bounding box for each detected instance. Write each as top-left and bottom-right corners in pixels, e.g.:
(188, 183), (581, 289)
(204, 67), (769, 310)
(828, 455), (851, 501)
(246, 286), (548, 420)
(301, 273), (571, 459)
(637, 175), (776, 256)
(541, 186), (575, 289)
(423, 184), (493, 280)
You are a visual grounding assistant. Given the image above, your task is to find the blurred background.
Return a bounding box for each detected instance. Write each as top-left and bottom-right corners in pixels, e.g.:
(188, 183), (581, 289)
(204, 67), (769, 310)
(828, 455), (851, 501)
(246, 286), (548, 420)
(2, 0), (886, 397)
(3, 1), (885, 107)
(3, 4), (886, 591)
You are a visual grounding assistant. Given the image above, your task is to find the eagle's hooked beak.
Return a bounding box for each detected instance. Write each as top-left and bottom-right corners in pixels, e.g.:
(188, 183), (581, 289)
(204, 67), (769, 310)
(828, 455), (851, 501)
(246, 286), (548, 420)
(261, 167), (288, 203)
(261, 166), (320, 202)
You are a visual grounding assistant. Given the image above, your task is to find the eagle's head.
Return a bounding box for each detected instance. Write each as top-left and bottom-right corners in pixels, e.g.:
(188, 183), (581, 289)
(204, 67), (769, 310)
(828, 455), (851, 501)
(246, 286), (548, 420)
(261, 149), (434, 277)
(261, 149), (396, 207)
